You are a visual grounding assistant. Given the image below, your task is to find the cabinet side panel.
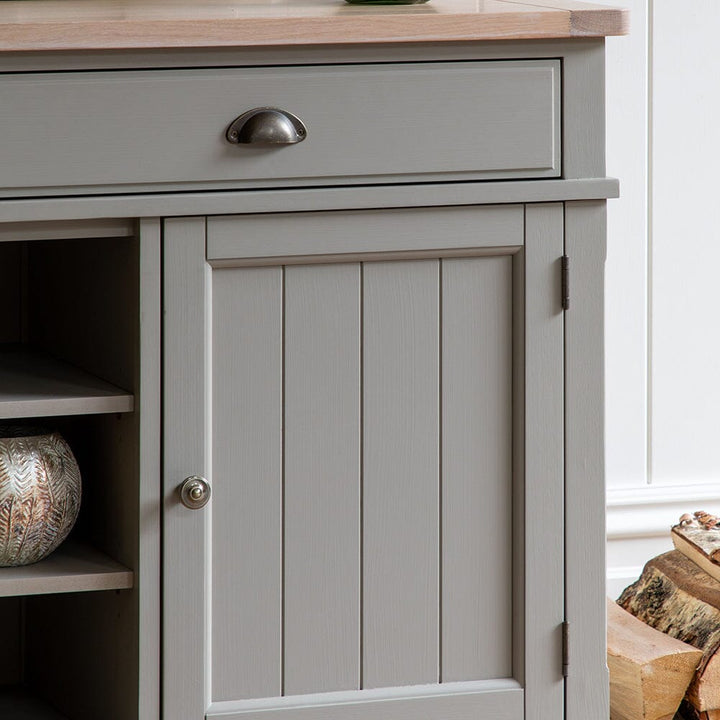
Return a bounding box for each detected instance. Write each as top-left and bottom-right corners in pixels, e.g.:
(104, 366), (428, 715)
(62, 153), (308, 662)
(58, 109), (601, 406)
(363, 259), (439, 689)
(562, 42), (606, 179)
(138, 219), (162, 720)
(564, 201), (608, 720)
(212, 267), (283, 701)
(441, 256), (513, 682)
(284, 264), (361, 695)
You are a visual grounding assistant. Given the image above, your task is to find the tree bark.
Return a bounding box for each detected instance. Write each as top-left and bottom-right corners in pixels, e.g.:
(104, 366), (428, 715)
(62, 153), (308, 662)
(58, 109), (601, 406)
(619, 551), (720, 713)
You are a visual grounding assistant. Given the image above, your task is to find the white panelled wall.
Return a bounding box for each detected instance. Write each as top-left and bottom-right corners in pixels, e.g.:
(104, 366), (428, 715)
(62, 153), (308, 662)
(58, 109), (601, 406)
(602, 0), (720, 598)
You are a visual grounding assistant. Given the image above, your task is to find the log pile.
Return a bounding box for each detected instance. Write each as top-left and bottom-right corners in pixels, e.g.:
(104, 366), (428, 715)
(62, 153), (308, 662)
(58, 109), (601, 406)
(618, 550), (720, 718)
(607, 597), (701, 720)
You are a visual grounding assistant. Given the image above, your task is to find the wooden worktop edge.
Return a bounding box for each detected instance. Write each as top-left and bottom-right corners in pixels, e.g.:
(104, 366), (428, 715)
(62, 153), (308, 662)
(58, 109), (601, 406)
(570, 7), (628, 36)
(0, 1), (628, 53)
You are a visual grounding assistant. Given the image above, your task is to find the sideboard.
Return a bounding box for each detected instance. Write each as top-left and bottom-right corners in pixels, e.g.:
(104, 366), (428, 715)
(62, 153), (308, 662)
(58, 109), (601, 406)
(0, 2), (627, 719)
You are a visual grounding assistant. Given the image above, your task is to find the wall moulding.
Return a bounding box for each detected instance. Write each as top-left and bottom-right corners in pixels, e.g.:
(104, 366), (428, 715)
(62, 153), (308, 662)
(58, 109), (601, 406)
(606, 484), (720, 598)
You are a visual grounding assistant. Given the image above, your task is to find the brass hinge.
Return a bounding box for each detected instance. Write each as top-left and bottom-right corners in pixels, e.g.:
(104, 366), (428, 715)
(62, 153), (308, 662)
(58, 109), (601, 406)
(562, 620), (570, 678)
(561, 255), (570, 311)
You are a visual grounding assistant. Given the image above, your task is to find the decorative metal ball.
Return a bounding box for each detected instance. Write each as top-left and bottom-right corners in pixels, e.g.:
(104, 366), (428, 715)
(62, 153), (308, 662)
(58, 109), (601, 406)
(0, 426), (81, 567)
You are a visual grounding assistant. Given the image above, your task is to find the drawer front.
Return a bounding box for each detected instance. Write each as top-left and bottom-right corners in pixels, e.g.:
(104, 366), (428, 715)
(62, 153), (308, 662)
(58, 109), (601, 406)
(0, 60), (560, 195)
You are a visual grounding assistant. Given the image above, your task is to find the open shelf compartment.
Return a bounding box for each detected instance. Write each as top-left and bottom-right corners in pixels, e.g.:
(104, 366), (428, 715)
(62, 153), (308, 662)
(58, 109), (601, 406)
(0, 346), (134, 419)
(0, 686), (68, 719)
(0, 541), (133, 598)
(0, 230), (148, 720)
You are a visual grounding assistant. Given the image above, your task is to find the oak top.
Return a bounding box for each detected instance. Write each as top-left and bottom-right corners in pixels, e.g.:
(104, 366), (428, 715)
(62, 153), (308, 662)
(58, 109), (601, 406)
(0, 0), (627, 53)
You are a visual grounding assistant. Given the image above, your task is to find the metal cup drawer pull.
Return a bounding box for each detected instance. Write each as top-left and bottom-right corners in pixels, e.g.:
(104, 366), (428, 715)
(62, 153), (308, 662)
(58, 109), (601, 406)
(179, 475), (212, 509)
(226, 107), (307, 145)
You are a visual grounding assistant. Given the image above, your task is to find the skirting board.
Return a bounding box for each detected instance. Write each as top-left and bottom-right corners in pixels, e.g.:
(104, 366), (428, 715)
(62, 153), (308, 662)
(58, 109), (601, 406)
(606, 484), (720, 599)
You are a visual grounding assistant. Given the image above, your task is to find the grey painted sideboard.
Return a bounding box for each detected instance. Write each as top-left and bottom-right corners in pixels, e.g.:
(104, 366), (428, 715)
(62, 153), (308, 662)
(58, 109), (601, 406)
(0, 14), (620, 720)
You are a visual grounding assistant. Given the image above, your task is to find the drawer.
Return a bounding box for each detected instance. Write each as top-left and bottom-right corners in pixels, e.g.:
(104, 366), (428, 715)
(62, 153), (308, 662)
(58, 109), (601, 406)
(0, 60), (560, 196)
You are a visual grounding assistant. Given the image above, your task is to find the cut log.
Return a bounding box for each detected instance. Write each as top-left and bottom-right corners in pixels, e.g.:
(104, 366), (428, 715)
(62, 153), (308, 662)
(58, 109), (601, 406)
(672, 525), (720, 585)
(607, 598), (701, 720)
(676, 699), (720, 720)
(619, 551), (720, 713)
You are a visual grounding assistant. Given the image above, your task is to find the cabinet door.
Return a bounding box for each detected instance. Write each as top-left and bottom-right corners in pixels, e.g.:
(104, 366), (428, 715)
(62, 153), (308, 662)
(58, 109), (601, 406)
(163, 204), (564, 720)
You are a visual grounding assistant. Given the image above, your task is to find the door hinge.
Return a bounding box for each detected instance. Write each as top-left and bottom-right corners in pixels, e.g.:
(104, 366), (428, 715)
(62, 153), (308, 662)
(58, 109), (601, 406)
(562, 620), (570, 678)
(561, 255), (570, 311)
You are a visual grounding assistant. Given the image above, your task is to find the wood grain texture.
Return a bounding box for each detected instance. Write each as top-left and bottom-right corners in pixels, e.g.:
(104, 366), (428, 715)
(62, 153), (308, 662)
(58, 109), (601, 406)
(511, 244), (526, 690)
(0, 219), (134, 242)
(284, 264), (361, 695)
(0, 179), (619, 224)
(672, 526), (720, 584)
(0, 347), (133, 419)
(441, 256), (513, 682)
(208, 206), (526, 263)
(523, 204), (565, 720)
(607, 598), (701, 720)
(618, 551), (720, 713)
(207, 680), (523, 720)
(162, 217), (209, 720)
(363, 260), (439, 689)
(501, 0), (628, 35)
(211, 266), (283, 702)
(564, 201), (608, 720)
(0, 0), (627, 52)
(0, 61), (559, 194)
(562, 41), (606, 179)
(138, 219), (162, 720)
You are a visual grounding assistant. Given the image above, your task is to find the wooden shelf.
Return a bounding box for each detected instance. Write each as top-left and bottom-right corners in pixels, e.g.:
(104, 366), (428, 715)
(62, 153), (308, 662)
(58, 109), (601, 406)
(0, 346), (134, 419)
(0, 541), (134, 598)
(0, 686), (68, 719)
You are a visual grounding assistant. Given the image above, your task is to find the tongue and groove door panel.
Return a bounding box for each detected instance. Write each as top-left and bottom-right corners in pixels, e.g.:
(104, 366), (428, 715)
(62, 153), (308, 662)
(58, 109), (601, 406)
(163, 203), (564, 720)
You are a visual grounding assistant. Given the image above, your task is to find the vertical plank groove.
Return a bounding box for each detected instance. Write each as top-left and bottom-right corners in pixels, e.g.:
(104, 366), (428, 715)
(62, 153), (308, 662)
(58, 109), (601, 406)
(283, 263), (361, 696)
(363, 259), (439, 689)
(511, 245), (526, 689)
(438, 259), (443, 685)
(359, 262), (365, 692)
(281, 265), (286, 699)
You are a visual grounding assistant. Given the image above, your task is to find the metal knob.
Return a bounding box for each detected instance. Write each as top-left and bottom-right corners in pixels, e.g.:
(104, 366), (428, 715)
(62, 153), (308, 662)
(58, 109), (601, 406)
(226, 108), (307, 146)
(179, 475), (211, 510)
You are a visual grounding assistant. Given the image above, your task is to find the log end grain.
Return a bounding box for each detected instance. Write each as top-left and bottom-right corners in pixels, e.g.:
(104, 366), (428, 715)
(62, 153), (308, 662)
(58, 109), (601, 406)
(608, 598), (702, 720)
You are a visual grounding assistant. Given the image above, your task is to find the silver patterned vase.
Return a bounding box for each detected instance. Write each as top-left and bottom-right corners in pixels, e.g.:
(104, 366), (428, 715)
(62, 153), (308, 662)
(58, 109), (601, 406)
(0, 426), (81, 567)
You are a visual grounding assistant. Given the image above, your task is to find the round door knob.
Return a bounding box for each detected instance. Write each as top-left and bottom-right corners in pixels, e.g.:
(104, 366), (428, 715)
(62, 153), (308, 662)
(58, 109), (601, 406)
(179, 475), (211, 510)
(226, 108), (307, 145)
